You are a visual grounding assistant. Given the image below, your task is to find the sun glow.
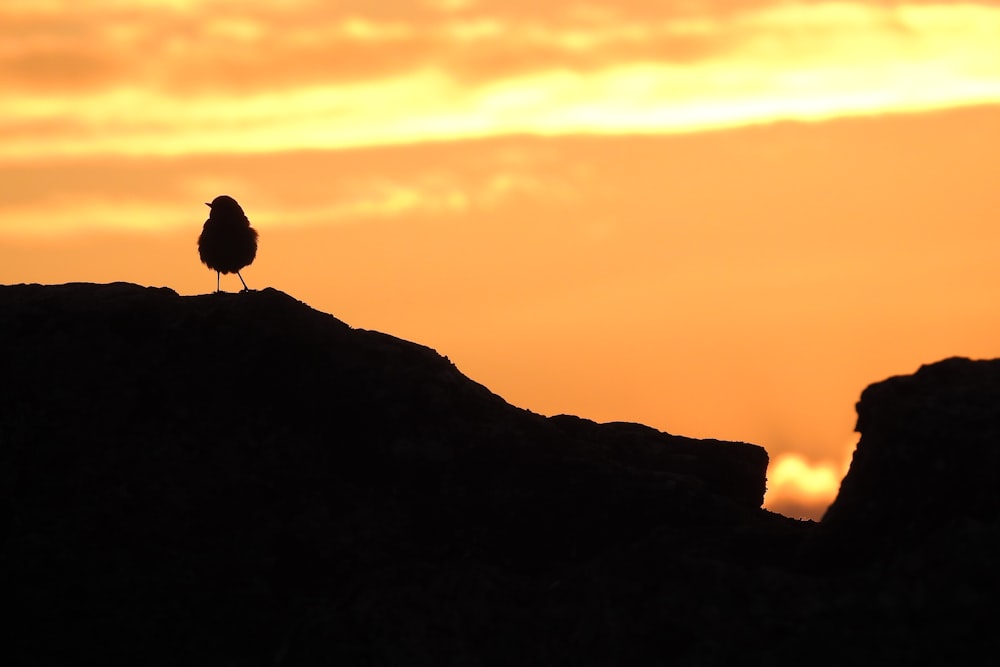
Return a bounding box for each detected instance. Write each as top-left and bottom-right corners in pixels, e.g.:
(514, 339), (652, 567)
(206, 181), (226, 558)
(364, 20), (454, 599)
(764, 439), (856, 519)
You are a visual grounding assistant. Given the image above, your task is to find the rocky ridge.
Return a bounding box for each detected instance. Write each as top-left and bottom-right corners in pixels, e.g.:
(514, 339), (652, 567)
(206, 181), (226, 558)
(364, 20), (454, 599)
(1, 282), (997, 665)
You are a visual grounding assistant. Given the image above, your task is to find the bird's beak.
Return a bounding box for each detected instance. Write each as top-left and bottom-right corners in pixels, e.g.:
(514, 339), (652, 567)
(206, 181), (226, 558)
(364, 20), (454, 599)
(204, 202), (211, 207)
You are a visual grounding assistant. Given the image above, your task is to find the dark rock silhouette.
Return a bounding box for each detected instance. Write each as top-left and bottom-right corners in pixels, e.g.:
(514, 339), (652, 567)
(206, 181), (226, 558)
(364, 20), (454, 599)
(197, 195), (258, 292)
(1, 282), (997, 666)
(810, 357), (1000, 560)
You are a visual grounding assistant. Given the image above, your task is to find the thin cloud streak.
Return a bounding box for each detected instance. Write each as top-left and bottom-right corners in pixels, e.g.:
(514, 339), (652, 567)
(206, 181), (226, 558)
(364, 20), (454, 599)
(0, 139), (568, 236)
(2, 2), (1000, 158)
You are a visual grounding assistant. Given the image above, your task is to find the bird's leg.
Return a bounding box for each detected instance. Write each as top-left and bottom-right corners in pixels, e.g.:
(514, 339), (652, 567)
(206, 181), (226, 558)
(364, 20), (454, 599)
(216, 271), (221, 293)
(237, 271), (250, 292)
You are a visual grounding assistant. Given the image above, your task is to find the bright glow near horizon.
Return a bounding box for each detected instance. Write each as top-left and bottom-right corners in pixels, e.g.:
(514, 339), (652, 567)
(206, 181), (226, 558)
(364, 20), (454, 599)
(765, 446), (855, 520)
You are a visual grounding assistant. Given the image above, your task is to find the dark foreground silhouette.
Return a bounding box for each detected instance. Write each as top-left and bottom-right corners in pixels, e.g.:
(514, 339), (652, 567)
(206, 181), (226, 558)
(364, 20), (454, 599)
(197, 195), (258, 292)
(1, 282), (997, 666)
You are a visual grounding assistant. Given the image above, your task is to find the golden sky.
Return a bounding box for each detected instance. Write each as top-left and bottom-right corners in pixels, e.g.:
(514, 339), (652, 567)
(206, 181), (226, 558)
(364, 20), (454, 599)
(3, 0), (1000, 519)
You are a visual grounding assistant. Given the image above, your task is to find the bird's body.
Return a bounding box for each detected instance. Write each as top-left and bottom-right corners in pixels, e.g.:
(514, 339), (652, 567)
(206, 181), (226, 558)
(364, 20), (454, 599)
(198, 195), (258, 292)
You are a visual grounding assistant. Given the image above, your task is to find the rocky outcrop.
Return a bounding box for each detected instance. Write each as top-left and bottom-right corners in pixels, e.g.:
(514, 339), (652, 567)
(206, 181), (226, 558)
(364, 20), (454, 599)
(548, 414), (768, 509)
(1, 282), (781, 666)
(792, 357), (1000, 663)
(816, 357), (1000, 560)
(2, 283), (998, 666)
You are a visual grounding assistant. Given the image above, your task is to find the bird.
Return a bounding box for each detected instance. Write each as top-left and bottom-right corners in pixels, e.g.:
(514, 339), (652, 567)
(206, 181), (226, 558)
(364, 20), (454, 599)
(198, 195), (258, 292)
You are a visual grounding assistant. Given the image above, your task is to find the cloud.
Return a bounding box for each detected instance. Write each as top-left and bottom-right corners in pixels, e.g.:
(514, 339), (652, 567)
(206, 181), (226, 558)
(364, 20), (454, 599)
(3, 0), (1000, 160)
(1, 2), (996, 92)
(0, 2), (738, 95)
(0, 137), (574, 236)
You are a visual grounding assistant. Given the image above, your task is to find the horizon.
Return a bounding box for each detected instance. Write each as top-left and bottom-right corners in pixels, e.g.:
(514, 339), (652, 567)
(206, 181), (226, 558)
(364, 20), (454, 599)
(4, 0), (1000, 520)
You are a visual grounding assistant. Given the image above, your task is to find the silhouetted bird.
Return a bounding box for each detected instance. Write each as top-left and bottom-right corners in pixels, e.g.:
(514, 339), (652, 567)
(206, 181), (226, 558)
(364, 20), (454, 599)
(198, 195), (258, 292)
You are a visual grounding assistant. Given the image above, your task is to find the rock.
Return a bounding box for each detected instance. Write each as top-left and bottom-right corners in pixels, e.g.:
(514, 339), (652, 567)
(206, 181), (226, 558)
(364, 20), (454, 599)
(0, 282), (783, 666)
(815, 356), (1000, 562)
(792, 358), (1000, 667)
(548, 414), (768, 509)
(3, 283), (997, 665)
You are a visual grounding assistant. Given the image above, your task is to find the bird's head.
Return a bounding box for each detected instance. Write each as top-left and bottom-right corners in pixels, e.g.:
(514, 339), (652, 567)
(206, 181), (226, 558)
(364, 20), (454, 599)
(205, 195), (244, 215)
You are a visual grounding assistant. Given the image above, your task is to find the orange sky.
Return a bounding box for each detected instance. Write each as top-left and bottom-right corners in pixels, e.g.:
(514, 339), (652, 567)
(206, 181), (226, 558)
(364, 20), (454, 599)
(3, 0), (1000, 519)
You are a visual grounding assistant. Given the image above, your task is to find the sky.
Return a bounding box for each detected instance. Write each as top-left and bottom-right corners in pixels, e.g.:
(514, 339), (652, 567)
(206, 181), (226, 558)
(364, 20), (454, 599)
(3, 0), (1000, 520)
